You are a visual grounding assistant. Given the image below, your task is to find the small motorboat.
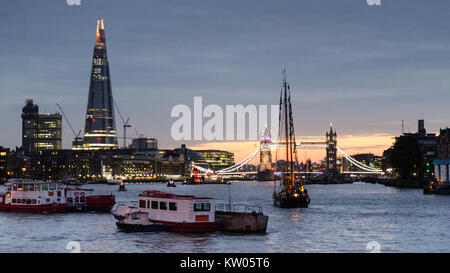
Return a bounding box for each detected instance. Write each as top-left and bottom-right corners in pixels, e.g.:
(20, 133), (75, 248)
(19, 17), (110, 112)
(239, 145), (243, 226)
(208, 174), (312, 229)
(116, 211), (164, 232)
(118, 180), (127, 191)
(167, 179), (176, 187)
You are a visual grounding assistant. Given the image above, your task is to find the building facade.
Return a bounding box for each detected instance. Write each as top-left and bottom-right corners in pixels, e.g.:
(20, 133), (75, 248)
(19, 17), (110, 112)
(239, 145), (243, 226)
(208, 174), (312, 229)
(434, 128), (450, 184)
(83, 19), (118, 150)
(21, 100), (62, 154)
(194, 150), (234, 171)
(130, 137), (158, 151)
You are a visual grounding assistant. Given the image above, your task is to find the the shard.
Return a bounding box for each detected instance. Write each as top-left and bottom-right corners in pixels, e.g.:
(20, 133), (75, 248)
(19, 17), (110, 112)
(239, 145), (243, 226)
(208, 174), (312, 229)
(83, 19), (118, 150)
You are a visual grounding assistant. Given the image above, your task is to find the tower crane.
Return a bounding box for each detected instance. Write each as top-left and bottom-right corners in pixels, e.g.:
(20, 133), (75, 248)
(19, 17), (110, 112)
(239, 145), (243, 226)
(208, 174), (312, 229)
(114, 101), (132, 149)
(56, 102), (82, 148)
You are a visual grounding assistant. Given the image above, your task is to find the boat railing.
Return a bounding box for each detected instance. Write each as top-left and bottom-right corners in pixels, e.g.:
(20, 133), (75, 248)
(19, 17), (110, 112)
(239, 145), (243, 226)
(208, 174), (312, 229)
(215, 203), (263, 214)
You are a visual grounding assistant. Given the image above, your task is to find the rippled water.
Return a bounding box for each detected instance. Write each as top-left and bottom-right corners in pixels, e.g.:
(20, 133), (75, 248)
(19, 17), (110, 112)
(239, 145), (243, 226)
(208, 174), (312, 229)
(0, 182), (448, 253)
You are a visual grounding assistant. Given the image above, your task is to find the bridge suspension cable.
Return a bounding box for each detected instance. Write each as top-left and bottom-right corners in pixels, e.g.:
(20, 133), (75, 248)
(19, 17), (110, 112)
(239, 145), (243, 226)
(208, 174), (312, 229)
(336, 147), (383, 173)
(192, 148), (260, 174)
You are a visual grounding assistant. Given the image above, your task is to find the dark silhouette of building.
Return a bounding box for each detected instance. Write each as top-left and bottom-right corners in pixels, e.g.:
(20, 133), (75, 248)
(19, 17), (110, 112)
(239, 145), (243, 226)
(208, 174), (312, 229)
(21, 100), (62, 155)
(326, 124), (337, 173)
(83, 19), (118, 150)
(22, 100), (39, 154)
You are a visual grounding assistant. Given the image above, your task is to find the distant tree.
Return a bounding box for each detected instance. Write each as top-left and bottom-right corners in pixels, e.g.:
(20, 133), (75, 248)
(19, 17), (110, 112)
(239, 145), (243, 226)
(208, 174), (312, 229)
(389, 135), (422, 179)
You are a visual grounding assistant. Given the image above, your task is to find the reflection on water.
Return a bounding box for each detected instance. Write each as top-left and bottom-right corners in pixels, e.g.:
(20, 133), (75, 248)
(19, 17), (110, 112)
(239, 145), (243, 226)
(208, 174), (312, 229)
(0, 182), (449, 253)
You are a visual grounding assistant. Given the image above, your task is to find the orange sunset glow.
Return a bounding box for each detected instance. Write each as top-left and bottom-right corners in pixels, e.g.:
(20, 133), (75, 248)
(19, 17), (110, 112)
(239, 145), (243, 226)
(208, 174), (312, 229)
(188, 133), (396, 164)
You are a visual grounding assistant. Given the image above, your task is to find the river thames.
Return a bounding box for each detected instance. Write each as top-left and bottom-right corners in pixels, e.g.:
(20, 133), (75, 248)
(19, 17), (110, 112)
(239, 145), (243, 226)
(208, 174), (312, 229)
(0, 181), (448, 253)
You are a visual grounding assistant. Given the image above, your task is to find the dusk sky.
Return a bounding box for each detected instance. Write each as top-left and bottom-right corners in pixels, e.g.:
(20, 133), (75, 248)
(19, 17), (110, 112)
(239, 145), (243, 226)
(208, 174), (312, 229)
(1, 0), (449, 162)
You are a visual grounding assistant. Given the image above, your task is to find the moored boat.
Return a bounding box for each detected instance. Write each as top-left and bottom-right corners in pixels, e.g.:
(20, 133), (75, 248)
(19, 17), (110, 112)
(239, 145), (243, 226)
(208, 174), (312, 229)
(114, 190), (218, 233)
(0, 179), (67, 213)
(0, 179), (115, 213)
(116, 210), (165, 232)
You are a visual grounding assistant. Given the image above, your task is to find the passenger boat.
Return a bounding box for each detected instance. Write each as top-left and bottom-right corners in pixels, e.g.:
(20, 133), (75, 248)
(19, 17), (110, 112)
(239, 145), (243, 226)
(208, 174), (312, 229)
(116, 210), (165, 232)
(0, 179), (115, 213)
(273, 71), (310, 208)
(0, 179), (67, 213)
(113, 190), (218, 233)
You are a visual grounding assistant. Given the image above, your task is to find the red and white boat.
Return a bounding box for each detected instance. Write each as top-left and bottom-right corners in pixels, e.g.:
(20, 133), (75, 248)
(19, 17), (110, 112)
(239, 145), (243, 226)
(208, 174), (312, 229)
(0, 179), (115, 213)
(113, 190), (218, 233)
(0, 179), (67, 213)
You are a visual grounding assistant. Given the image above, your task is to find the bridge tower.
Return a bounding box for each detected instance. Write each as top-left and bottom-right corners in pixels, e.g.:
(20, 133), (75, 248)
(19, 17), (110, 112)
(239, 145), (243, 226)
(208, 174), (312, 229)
(257, 125), (274, 181)
(326, 123), (337, 174)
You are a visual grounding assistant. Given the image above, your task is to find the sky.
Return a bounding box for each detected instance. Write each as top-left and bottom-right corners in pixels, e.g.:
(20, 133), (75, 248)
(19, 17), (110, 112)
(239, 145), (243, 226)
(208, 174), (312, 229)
(0, 0), (449, 163)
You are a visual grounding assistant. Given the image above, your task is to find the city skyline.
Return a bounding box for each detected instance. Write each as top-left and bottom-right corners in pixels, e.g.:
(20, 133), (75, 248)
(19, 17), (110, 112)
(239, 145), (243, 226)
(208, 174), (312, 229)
(1, 0), (449, 163)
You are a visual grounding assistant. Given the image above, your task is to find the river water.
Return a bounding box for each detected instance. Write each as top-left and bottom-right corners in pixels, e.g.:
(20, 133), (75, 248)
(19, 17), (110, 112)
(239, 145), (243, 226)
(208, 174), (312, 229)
(0, 181), (448, 253)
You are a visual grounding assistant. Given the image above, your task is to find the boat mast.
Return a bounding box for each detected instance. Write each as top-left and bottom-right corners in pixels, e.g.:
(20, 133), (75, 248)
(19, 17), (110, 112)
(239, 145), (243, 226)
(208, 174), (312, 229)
(283, 71), (289, 179)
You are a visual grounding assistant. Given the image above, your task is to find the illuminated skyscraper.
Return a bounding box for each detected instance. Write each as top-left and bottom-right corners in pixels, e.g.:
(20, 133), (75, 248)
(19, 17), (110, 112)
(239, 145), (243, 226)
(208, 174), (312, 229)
(22, 100), (62, 154)
(83, 19), (118, 150)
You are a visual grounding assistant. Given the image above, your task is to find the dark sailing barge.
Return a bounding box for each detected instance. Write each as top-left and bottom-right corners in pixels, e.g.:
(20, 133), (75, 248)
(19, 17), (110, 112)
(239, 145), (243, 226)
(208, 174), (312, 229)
(273, 71), (310, 208)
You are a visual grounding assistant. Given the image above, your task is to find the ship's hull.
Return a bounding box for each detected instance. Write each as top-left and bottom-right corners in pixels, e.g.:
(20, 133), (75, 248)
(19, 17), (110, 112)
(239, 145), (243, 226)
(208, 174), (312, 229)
(85, 195), (116, 212)
(0, 203), (67, 213)
(153, 220), (218, 233)
(273, 192), (310, 208)
(257, 170), (274, 181)
(116, 222), (165, 232)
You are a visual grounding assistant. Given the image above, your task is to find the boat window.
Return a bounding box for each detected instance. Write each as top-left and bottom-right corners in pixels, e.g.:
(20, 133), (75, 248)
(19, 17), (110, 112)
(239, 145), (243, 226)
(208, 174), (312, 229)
(12, 199), (16, 204)
(151, 201), (158, 209)
(57, 191), (61, 197)
(26, 199), (31, 205)
(22, 199), (26, 204)
(16, 199), (20, 204)
(57, 184), (64, 190)
(6, 185), (12, 191)
(132, 213), (140, 220)
(13, 184), (17, 191)
(159, 202), (167, 210)
(49, 184), (56, 190)
(42, 184), (48, 191)
(169, 202), (177, 211)
(35, 185), (40, 191)
(18, 184), (23, 191)
(29, 184), (35, 191)
(194, 203), (211, 212)
(139, 200), (146, 208)
(31, 199), (37, 205)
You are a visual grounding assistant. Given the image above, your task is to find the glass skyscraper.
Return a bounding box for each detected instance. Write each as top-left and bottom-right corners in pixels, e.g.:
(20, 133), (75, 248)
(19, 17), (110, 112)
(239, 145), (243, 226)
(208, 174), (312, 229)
(83, 19), (118, 150)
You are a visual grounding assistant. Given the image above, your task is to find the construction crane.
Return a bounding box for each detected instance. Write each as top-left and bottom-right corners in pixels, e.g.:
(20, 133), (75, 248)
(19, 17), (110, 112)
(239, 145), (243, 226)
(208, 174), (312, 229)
(113, 101), (132, 149)
(56, 102), (82, 147)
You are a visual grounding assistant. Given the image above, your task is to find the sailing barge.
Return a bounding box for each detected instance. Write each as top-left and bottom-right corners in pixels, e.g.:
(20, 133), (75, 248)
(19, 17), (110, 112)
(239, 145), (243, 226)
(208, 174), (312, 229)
(273, 71), (310, 208)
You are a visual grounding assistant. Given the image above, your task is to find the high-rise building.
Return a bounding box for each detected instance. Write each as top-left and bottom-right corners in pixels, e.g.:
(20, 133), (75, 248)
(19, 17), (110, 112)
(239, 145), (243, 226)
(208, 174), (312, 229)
(36, 113), (62, 151)
(326, 124), (337, 173)
(21, 100), (62, 154)
(22, 100), (39, 154)
(195, 150), (234, 171)
(83, 19), (118, 150)
(130, 137), (158, 150)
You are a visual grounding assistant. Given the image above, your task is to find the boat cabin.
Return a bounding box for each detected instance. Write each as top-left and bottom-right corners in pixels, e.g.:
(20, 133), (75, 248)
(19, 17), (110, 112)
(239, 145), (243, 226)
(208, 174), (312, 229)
(137, 190), (215, 224)
(3, 179), (66, 206)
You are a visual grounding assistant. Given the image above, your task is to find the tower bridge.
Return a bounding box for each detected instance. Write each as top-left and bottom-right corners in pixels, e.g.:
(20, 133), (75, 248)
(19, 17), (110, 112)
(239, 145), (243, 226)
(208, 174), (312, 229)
(192, 124), (383, 176)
